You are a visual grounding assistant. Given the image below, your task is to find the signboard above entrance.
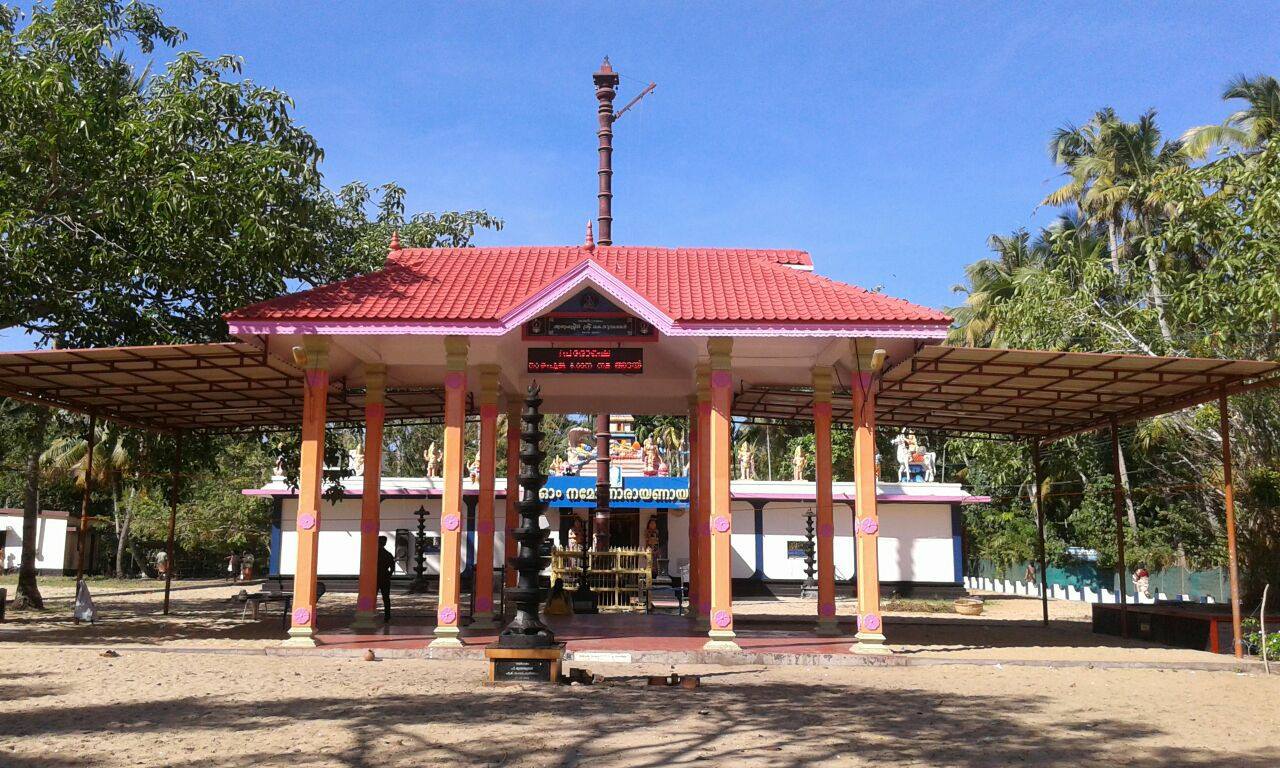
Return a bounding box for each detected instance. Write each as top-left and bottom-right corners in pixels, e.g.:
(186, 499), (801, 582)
(527, 347), (643, 374)
(526, 315), (654, 339)
(540, 476), (689, 508)
(523, 287), (656, 341)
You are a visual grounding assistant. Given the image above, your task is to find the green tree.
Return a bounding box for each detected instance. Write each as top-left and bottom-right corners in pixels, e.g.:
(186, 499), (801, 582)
(1182, 75), (1280, 159)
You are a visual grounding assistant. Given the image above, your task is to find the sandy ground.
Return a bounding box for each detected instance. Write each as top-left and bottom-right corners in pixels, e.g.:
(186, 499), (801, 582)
(0, 582), (1235, 665)
(1, 646), (1277, 768)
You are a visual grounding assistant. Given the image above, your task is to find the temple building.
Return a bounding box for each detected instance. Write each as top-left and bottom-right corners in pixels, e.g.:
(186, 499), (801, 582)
(249, 418), (983, 600)
(3, 59), (1273, 658)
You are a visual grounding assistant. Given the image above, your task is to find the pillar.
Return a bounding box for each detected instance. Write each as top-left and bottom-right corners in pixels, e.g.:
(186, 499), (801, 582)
(813, 366), (838, 636)
(431, 336), (468, 648)
(695, 361), (712, 630)
(504, 400), (520, 590)
(352, 363), (387, 631)
(851, 340), (889, 653)
(704, 339), (739, 651)
(472, 365), (500, 628)
(1108, 418), (1129, 637)
(1219, 387), (1244, 658)
(686, 395), (701, 619)
(285, 336), (329, 647)
(1031, 440), (1049, 626)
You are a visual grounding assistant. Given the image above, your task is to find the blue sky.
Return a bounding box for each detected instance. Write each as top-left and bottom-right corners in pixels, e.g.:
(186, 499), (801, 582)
(4, 1), (1279, 350)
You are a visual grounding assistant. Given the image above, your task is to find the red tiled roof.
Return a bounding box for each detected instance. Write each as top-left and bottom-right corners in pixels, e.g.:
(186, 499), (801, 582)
(225, 246), (950, 326)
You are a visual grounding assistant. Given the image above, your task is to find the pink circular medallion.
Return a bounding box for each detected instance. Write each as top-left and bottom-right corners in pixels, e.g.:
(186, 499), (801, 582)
(361, 520), (377, 535)
(711, 371), (732, 388)
(356, 596), (374, 611)
(475, 596), (492, 611)
(859, 517), (879, 535)
(298, 513), (316, 531)
(861, 613), (881, 632)
(438, 606), (457, 624)
(713, 516), (731, 533)
(818, 523), (835, 538)
(713, 610), (732, 628)
(292, 607), (312, 625)
(819, 603), (836, 618)
(442, 514), (461, 532)
(444, 372), (464, 389)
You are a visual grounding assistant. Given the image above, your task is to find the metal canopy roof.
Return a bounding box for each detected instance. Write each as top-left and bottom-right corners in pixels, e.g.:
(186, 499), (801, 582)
(0, 343), (445, 433)
(1, 342), (1277, 441)
(734, 345), (1280, 442)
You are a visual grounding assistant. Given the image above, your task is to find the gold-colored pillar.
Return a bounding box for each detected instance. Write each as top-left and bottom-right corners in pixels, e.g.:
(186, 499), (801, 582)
(504, 400), (520, 589)
(704, 339), (739, 651)
(813, 366), (839, 636)
(472, 365), (500, 628)
(695, 361), (713, 630)
(431, 336), (468, 648)
(285, 336), (329, 647)
(851, 340), (890, 654)
(352, 363), (387, 631)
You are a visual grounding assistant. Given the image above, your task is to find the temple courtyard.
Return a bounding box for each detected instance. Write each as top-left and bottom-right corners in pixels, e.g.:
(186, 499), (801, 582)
(2, 582), (1278, 767)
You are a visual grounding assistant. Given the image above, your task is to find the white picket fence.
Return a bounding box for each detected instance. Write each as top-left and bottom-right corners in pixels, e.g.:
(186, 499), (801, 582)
(962, 575), (1216, 605)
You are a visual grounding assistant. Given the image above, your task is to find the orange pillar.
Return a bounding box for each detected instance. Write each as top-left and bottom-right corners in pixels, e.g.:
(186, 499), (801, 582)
(285, 336), (329, 647)
(431, 336), (468, 648)
(472, 365), (500, 628)
(695, 361), (713, 629)
(685, 395), (700, 620)
(704, 339), (739, 650)
(851, 340), (889, 654)
(504, 400), (520, 590)
(1219, 387), (1244, 658)
(813, 366), (839, 636)
(352, 363), (387, 631)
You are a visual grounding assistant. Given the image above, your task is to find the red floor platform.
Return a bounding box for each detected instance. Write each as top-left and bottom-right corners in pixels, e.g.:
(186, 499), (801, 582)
(315, 612), (859, 656)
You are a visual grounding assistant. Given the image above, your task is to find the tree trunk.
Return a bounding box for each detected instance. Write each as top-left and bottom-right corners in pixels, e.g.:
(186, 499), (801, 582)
(1116, 441), (1138, 530)
(15, 408), (49, 609)
(112, 485), (131, 578)
(1107, 219), (1122, 276)
(1145, 243), (1175, 347)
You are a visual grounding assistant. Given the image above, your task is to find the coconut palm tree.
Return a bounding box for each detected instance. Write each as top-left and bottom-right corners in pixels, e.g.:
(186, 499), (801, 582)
(1043, 109), (1184, 344)
(948, 229), (1041, 347)
(43, 425), (144, 577)
(1182, 74), (1280, 158)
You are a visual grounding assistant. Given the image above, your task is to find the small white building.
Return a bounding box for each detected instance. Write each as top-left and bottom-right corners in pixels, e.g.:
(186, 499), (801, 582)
(247, 476), (986, 597)
(1, 508), (72, 575)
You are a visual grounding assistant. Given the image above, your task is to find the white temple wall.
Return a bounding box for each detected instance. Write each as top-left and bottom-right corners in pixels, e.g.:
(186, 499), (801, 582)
(275, 496), (959, 584)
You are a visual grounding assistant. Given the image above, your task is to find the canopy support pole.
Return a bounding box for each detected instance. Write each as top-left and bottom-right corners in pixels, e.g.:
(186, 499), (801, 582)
(162, 433), (183, 615)
(1219, 386), (1244, 659)
(75, 413), (98, 583)
(1109, 418), (1128, 637)
(1031, 440), (1048, 626)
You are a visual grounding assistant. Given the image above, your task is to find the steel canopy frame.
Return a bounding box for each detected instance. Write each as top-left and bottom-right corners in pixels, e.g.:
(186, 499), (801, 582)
(0, 342), (447, 434)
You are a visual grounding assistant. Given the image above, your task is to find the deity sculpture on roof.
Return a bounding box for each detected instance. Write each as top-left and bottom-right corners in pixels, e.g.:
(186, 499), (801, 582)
(737, 442), (757, 480)
(642, 438), (661, 476)
(792, 444), (807, 481)
(424, 442), (440, 478)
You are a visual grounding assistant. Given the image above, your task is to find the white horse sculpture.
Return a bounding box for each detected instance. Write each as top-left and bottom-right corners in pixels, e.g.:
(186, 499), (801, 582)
(892, 431), (937, 482)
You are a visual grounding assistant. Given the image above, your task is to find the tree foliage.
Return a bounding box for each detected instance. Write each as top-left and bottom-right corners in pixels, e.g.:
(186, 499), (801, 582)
(951, 82), (1280, 604)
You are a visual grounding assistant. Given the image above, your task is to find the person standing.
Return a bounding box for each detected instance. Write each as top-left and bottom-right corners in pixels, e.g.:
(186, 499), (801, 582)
(377, 535), (395, 623)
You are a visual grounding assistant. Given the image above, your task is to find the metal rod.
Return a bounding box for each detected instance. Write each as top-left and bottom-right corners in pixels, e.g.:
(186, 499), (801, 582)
(1109, 417), (1128, 638)
(1031, 440), (1049, 626)
(75, 414), (97, 583)
(163, 433), (183, 615)
(1219, 386), (1244, 659)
